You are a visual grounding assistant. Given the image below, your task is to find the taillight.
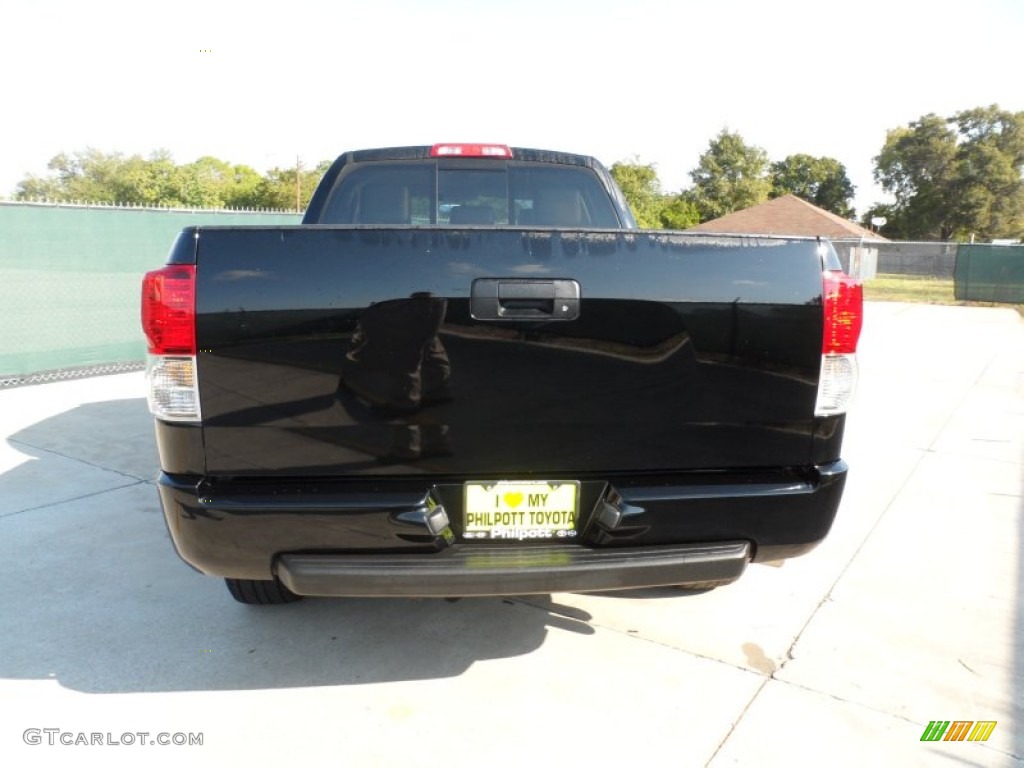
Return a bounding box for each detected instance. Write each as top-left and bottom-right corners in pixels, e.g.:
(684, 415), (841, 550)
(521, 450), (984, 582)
(142, 265), (196, 354)
(141, 265), (200, 422)
(822, 270), (863, 354)
(815, 270), (863, 416)
(429, 143), (513, 158)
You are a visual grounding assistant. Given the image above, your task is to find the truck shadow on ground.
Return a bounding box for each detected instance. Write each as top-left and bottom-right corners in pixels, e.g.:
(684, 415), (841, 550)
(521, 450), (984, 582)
(0, 397), (601, 695)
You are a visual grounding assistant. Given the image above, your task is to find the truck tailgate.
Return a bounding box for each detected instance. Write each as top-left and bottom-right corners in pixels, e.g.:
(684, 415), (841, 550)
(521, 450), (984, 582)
(194, 228), (824, 477)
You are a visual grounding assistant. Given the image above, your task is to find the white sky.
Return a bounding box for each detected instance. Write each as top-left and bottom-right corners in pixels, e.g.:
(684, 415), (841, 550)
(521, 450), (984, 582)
(2, 0), (1022, 216)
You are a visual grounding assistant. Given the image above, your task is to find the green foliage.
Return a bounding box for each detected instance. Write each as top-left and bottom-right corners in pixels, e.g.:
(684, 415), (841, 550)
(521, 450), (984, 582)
(871, 105), (1024, 240)
(610, 160), (664, 228)
(26, 149), (126, 203)
(14, 149), (331, 211)
(873, 114), (959, 239)
(859, 203), (911, 240)
(250, 161), (332, 212)
(949, 106), (1024, 240)
(610, 160), (701, 229)
(688, 130), (771, 222)
(770, 154), (855, 218)
(659, 195), (700, 229)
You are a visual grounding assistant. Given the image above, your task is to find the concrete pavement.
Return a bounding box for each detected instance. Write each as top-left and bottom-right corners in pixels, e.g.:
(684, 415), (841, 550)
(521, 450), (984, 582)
(0, 302), (1021, 767)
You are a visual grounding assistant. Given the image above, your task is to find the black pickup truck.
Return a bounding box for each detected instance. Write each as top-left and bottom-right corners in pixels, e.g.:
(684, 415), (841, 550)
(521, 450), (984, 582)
(142, 143), (863, 604)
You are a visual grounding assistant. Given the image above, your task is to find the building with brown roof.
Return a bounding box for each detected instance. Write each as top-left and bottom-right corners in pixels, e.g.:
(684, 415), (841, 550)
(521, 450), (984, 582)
(686, 194), (885, 276)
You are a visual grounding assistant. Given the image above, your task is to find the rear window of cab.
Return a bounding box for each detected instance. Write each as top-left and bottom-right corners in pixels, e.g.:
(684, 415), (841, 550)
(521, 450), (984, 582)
(319, 161), (621, 228)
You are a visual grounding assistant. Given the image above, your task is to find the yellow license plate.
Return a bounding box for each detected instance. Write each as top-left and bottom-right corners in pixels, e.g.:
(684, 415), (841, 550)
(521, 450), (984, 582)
(463, 481), (579, 541)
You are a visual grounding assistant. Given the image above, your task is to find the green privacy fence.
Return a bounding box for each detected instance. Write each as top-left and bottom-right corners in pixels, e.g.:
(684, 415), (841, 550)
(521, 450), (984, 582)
(1, 202), (301, 384)
(954, 244), (1024, 303)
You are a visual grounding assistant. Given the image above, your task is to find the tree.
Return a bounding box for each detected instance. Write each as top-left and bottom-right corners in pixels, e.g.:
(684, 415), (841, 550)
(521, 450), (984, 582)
(610, 160), (701, 229)
(22, 148), (126, 203)
(177, 156), (265, 208)
(658, 195), (700, 229)
(873, 114), (959, 239)
(770, 154), (855, 218)
(251, 160), (332, 212)
(13, 148), (322, 210)
(948, 105), (1024, 239)
(14, 173), (62, 200)
(610, 160), (664, 228)
(15, 148), (190, 205)
(688, 130), (771, 222)
(859, 203), (910, 240)
(221, 163), (264, 208)
(116, 151), (179, 206)
(872, 106), (1024, 240)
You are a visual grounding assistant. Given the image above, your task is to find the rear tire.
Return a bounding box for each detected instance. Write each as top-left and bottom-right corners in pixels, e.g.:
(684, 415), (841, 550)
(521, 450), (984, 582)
(225, 578), (302, 605)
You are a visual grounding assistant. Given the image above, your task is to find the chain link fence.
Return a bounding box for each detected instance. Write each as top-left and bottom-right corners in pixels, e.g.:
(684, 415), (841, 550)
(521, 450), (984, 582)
(835, 238), (1022, 303)
(875, 241), (959, 278)
(835, 240), (959, 279)
(2, 361), (146, 389)
(1, 201), (301, 387)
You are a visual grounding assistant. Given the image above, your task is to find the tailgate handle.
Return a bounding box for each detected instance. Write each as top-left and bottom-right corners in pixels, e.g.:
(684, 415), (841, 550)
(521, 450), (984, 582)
(470, 278), (580, 321)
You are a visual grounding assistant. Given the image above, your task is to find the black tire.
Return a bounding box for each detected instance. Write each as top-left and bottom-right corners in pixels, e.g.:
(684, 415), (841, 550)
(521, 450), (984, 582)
(225, 578), (302, 605)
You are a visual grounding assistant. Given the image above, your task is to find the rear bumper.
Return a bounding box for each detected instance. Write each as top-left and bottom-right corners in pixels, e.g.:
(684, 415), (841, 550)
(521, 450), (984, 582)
(156, 461), (847, 591)
(278, 542), (750, 597)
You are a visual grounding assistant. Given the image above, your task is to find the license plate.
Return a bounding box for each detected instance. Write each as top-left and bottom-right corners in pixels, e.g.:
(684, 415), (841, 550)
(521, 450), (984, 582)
(463, 481), (579, 541)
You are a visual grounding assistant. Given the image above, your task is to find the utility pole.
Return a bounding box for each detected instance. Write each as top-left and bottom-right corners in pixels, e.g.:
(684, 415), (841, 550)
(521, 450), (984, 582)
(295, 155), (302, 212)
